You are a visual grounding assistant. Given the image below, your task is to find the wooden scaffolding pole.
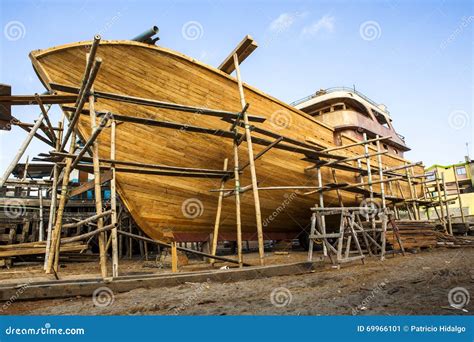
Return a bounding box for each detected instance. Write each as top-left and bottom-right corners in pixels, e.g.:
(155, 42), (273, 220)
(110, 118), (119, 276)
(45, 131), (76, 273)
(0, 112), (45, 187)
(441, 172), (453, 235)
(434, 169), (447, 232)
(232, 53), (265, 266)
(89, 86), (108, 278)
(44, 118), (63, 270)
(375, 136), (387, 260)
(452, 165), (467, 228)
(210, 158), (228, 265)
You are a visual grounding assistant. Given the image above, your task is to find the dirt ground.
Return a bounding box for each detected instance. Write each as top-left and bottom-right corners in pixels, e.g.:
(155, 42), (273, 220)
(2, 247), (473, 315)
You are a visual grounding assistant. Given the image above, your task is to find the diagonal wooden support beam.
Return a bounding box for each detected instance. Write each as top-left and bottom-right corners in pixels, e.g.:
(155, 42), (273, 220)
(60, 57), (102, 151)
(239, 136), (283, 171)
(35, 93), (57, 144)
(69, 112), (111, 171)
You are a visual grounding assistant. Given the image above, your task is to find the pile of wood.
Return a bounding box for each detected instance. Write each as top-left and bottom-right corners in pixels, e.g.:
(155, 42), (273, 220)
(387, 220), (438, 250)
(435, 232), (474, 248)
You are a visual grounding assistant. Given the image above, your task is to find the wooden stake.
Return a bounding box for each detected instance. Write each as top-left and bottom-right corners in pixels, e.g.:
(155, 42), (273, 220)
(232, 53), (265, 266)
(89, 88), (108, 278)
(44, 119), (62, 270)
(434, 169), (447, 232)
(317, 167), (327, 257)
(110, 119), (119, 277)
(38, 189), (44, 241)
(171, 241), (178, 273)
(441, 172), (453, 235)
(210, 158), (228, 265)
(452, 165), (467, 228)
(45, 131), (75, 273)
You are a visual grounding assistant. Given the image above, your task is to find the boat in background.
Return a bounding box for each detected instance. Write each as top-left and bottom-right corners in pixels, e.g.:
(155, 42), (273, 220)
(292, 87), (409, 157)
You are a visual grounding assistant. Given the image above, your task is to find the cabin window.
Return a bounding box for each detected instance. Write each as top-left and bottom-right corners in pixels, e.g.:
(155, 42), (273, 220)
(393, 148), (398, 155)
(372, 110), (390, 128)
(383, 144), (388, 150)
(333, 104), (344, 111)
(456, 166), (467, 175)
(322, 107), (331, 114)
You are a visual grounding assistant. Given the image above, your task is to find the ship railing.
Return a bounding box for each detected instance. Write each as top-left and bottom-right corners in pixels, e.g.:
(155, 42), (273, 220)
(290, 86), (391, 116)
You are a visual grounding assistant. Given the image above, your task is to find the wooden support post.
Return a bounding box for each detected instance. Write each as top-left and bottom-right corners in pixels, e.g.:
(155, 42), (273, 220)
(441, 172), (453, 235)
(38, 189), (44, 241)
(210, 158), (228, 265)
(60, 50), (102, 151)
(362, 133), (376, 242)
(307, 212), (316, 261)
(89, 87), (108, 278)
(376, 136), (387, 260)
(316, 167), (327, 257)
(69, 113), (111, 171)
(232, 53), (265, 266)
(434, 170), (447, 232)
(331, 169), (344, 207)
(44, 119), (63, 270)
(171, 241), (178, 273)
(405, 165), (419, 220)
(128, 219), (133, 259)
(0, 112), (45, 187)
(233, 139), (243, 267)
(110, 119), (119, 277)
(45, 131), (76, 273)
(452, 165), (467, 229)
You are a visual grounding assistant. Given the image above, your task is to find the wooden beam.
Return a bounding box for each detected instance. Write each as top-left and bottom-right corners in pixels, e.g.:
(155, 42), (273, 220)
(0, 112), (45, 187)
(54, 85), (266, 123)
(69, 170), (113, 197)
(69, 112), (111, 171)
(59, 58), (102, 151)
(0, 94), (77, 105)
(218, 35), (258, 74)
(239, 136), (283, 171)
(233, 53), (265, 266)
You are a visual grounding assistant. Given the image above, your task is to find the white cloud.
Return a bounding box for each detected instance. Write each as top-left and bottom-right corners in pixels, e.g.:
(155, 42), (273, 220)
(302, 15), (335, 36)
(269, 12), (305, 32)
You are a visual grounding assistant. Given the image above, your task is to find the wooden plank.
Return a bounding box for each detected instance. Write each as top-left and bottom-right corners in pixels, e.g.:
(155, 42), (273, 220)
(218, 35), (258, 74)
(0, 261), (317, 301)
(0, 94), (77, 105)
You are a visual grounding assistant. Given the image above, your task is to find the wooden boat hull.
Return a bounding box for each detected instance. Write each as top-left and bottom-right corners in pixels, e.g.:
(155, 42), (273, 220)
(29, 40), (422, 242)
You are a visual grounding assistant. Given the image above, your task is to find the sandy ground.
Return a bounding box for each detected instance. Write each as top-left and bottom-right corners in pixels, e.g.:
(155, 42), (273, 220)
(1, 248), (473, 315)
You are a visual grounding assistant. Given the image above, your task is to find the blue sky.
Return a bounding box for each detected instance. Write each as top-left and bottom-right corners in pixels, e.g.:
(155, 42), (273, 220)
(0, 0), (472, 171)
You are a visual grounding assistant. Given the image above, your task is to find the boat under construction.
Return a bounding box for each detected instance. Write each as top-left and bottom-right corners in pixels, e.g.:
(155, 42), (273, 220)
(22, 30), (423, 249)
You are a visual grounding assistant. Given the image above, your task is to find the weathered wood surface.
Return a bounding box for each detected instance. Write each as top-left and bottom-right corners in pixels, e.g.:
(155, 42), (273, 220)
(0, 261), (317, 301)
(29, 40), (423, 242)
